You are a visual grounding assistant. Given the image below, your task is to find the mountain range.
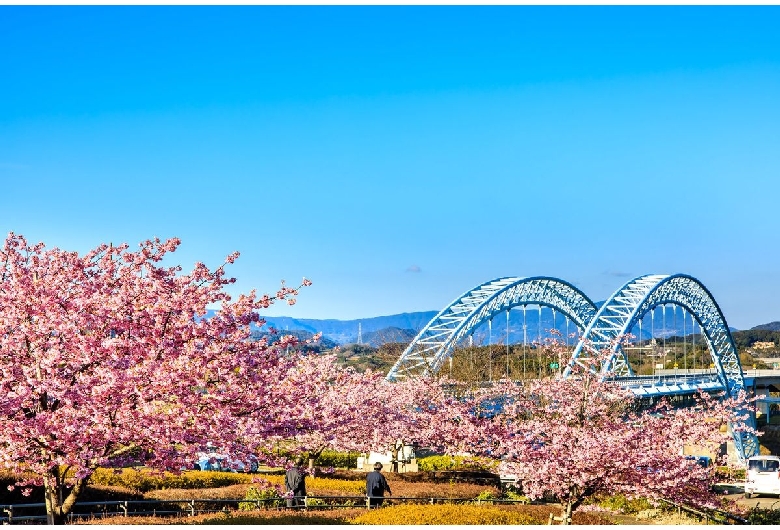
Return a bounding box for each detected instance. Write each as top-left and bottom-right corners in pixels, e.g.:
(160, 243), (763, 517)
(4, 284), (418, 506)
(257, 307), (761, 347)
(256, 312), (438, 345)
(750, 321), (780, 332)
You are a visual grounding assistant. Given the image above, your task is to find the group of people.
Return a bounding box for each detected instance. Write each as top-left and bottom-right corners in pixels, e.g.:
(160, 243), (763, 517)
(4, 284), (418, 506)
(284, 458), (392, 509)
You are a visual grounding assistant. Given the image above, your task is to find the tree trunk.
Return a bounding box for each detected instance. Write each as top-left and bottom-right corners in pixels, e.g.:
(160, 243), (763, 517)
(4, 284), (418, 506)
(43, 475), (61, 525)
(307, 445), (326, 471)
(391, 446), (400, 473)
(43, 467), (88, 525)
(560, 494), (584, 525)
(563, 500), (574, 525)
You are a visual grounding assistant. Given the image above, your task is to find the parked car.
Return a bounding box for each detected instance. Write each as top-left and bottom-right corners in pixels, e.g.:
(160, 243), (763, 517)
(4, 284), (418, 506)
(744, 455), (780, 498)
(194, 443), (259, 473)
(684, 455), (711, 468)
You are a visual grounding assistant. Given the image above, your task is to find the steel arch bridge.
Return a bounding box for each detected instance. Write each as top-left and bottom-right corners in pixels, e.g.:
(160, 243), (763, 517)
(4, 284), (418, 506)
(385, 276), (598, 382)
(386, 273), (759, 462)
(564, 273), (758, 460)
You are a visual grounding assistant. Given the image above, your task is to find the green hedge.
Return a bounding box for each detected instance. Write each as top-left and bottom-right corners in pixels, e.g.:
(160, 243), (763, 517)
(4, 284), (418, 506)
(416, 455), (492, 472)
(595, 494), (653, 514)
(748, 507), (780, 525)
(311, 450), (359, 469)
(239, 485), (285, 510)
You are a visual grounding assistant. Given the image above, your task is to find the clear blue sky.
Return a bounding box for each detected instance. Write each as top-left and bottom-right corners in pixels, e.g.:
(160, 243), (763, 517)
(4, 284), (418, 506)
(1, 6), (779, 329)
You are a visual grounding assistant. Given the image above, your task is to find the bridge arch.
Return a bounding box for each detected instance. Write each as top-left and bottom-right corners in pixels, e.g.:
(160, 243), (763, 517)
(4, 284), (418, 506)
(564, 273), (758, 459)
(385, 276), (597, 382)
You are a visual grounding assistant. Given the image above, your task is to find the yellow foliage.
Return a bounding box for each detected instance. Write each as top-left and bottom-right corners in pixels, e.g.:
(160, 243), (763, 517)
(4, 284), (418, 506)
(258, 474), (363, 494)
(349, 504), (542, 525)
(307, 476), (364, 494)
(89, 469), (251, 492)
(257, 474), (284, 486)
(88, 469), (364, 495)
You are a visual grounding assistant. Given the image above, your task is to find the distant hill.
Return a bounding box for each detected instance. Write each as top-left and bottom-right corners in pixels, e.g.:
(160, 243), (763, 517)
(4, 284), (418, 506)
(257, 311), (438, 345)
(361, 327), (418, 347)
(203, 309), (437, 345)
(211, 308), (780, 348)
(256, 308), (743, 347)
(250, 328), (339, 351)
(751, 321), (780, 332)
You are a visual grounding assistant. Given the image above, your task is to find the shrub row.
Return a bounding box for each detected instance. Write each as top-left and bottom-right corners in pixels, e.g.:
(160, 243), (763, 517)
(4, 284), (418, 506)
(306, 476), (365, 494)
(349, 504), (542, 525)
(594, 493), (654, 514)
(416, 455), (492, 472)
(239, 485), (285, 510)
(747, 507), (780, 525)
(314, 450), (359, 469)
(229, 472), (364, 495)
(89, 469), (251, 492)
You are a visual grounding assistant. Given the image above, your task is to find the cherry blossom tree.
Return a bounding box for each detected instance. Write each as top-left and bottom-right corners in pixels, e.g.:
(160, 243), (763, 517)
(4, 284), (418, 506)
(272, 353), (494, 470)
(472, 340), (756, 524)
(0, 233), (310, 523)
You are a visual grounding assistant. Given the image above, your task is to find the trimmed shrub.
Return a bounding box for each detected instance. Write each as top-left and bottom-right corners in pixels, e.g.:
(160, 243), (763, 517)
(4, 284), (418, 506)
(504, 489), (530, 503)
(747, 507), (780, 525)
(474, 490), (497, 503)
(238, 484), (284, 511)
(194, 510), (358, 525)
(417, 455), (492, 472)
(89, 469), (251, 492)
(349, 504), (543, 525)
(715, 465), (745, 481)
(315, 450), (359, 469)
(306, 476), (364, 494)
(596, 494), (654, 514)
(237, 472), (362, 495)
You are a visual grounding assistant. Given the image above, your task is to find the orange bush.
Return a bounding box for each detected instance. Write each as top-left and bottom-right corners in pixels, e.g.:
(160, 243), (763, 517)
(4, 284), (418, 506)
(349, 504), (543, 525)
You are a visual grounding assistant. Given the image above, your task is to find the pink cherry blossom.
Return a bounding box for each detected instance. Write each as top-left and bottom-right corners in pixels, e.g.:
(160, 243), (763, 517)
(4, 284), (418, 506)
(0, 233), (312, 523)
(450, 338), (756, 524)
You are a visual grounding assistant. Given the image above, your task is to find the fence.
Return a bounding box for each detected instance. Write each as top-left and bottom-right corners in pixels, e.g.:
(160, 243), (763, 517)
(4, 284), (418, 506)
(1, 495), (530, 524)
(2, 495), (749, 525)
(659, 498), (749, 525)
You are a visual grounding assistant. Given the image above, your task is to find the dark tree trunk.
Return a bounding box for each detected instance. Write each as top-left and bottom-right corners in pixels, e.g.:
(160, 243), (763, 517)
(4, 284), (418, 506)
(307, 445), (326, 471)
(391, 446), (400, 473)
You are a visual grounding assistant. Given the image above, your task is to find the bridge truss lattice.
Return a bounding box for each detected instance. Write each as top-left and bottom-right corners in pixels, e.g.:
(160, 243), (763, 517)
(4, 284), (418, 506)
(385, 276), (597, 382)
(565, 273), (758, 460)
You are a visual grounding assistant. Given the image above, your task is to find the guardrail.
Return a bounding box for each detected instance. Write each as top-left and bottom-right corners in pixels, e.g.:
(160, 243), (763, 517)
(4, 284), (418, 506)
(659, 498), (749, 525)
(0, 495), (531, 524)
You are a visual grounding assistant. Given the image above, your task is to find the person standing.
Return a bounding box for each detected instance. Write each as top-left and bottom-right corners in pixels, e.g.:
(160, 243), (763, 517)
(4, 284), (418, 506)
(285, 457), (307, 508)
(366, 462), (392, 508)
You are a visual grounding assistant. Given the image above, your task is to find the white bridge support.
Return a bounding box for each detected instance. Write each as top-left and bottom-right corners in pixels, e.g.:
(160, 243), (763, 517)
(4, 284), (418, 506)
(386, 273), (759, 463)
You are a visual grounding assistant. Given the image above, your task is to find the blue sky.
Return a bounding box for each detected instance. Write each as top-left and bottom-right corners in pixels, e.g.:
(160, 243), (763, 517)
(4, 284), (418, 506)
(1, 6), (779, 329)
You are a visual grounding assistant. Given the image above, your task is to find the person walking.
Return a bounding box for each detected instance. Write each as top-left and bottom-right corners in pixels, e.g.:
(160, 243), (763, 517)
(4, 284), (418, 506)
(285, 457), (307, 508)
(366, 462), (392, 508)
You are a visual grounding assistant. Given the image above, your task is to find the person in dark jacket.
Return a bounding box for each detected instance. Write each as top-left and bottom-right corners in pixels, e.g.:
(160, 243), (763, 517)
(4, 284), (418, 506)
(365, 462), (392, 508)
(284, 457), (307, 508)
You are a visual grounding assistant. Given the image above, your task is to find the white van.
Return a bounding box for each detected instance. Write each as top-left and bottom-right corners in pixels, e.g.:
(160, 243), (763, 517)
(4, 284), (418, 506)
(744, 455), (780, 498)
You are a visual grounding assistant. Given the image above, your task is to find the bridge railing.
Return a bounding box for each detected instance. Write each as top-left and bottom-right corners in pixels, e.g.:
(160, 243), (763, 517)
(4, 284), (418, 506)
(612, 373), (722, 387)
